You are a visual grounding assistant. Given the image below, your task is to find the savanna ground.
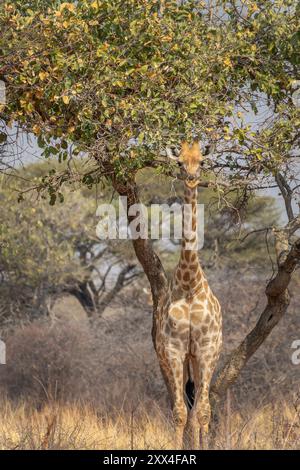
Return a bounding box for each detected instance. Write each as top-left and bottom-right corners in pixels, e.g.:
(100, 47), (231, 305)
(1, 269), (300, 450)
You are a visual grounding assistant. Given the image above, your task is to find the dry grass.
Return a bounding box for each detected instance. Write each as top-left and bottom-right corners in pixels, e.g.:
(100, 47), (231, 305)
(0, 272), (300, 450)
(0, 398), (300, 450)
(0, 400), (174, 450)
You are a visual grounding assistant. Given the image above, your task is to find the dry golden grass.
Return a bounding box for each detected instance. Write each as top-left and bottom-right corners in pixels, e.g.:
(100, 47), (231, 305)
(0, 398), (299, 450)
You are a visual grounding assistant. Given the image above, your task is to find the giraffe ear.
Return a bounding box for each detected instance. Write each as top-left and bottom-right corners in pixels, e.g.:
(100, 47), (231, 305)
(191, 140), (202, 160)
(179, 141), (189, 162)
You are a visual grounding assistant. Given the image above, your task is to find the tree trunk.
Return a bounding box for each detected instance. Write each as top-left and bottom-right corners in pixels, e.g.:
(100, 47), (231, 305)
(211, 238), (300, 404)
(109, 173), (168, 342)
(68, 280), (97, 313)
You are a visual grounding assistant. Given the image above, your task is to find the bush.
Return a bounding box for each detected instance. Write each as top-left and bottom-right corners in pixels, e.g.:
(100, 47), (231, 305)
(0, 319), (97, 406)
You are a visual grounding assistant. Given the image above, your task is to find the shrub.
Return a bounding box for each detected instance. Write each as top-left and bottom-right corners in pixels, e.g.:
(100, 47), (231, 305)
(0, 319), (97, 406)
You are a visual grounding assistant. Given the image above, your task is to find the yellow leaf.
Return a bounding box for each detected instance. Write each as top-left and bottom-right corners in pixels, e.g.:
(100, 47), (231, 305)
(223, 57), (232, 68)
(32, 124), (41, 135)
(38, 71), (48, 81)
(91, 1), (100, 9)
(62, 95), (70, 104)
(250, 4), (259, 13)
(60, 2), (76, 12)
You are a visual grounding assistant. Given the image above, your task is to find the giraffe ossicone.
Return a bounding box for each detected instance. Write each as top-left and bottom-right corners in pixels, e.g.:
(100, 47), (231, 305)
(154, 140), (222, 449)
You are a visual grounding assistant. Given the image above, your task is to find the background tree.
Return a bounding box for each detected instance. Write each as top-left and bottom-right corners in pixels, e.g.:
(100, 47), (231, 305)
(0, 161), (140, 324)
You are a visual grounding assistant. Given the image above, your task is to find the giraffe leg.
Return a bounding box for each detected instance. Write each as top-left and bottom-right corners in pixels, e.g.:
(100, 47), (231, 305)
(187, 357), (215, 450)
(159, 354), (187, 449)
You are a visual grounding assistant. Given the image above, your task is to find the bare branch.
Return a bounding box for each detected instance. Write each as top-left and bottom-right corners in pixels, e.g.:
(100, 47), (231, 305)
(97, 264), (137, 315)
(275, 172), (294, 222)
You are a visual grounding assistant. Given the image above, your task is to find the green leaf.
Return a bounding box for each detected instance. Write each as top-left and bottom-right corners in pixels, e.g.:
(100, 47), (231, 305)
(0, 132), (7, 143)
(49, 193), (56, 206)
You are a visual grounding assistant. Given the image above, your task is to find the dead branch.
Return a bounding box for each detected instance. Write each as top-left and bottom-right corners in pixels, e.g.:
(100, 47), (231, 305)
(275, 172), (294, 222)
(97, 264), (138, 315)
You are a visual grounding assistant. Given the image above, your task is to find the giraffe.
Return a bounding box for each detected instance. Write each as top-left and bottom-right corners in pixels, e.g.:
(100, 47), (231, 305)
(154, 140), (222, 449)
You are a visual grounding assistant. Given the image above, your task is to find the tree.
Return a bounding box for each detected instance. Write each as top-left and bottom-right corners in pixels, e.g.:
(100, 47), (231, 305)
(0, 0), (300, 409)
(0, 162), (139, 323)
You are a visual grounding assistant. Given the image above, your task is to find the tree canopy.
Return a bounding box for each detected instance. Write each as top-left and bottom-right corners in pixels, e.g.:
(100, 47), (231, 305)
(0, 0), (299, 188)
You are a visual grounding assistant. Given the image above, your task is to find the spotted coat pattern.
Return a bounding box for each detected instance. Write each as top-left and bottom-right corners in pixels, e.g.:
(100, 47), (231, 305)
(154, 178), (222, 448)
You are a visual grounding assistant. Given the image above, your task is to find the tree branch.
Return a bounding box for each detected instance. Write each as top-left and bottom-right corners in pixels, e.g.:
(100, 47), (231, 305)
(97, 264), (137, 315)
(275, 172), (294, 222)
(108, 170), (168, 336)
(211, 234), (300, 404)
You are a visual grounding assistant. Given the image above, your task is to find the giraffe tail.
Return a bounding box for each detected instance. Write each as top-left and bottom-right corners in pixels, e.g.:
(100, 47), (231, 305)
(185, 361), (195, 409)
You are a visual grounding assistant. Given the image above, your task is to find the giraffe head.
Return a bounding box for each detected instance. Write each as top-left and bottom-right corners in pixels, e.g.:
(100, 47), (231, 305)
(178, 140), (203, 188)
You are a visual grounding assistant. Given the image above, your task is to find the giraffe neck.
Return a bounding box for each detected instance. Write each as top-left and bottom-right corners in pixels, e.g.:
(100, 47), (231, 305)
(182, 183), (198, 254)
(173, 182), (205, 295)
